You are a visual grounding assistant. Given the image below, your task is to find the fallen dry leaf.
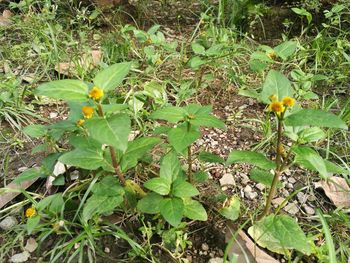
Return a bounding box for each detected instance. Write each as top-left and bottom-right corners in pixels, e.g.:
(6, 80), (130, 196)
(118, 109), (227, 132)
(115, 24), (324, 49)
(55, 49), (102, 77)
(225, 224), (278, 263)
(0, 178), (38, 209)
(314, 176), (350, 208)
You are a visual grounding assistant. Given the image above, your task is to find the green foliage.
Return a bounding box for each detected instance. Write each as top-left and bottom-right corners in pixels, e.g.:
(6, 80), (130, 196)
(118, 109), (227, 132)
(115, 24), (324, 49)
(226, 150), (276, 170)
(248, 215), (311, 255)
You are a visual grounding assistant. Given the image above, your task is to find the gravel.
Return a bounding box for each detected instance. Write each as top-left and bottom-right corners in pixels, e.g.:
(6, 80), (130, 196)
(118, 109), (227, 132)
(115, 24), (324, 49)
(0, 216), (17, 231)
(9, 251), (30, 263)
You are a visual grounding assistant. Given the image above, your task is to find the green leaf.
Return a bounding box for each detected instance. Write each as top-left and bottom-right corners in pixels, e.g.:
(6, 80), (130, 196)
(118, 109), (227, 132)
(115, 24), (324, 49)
(150, 106), (186, 123)
(172, 179), (199, 198)
(101, 104), (128, 114)
(93, 62), (131, 91)
(317, 210), (337, 263)
(274, 41), (297, 61)
(121, 137), (160, 172)
(168, 125), (201, 153)
(194, 171), (209, 183)
(85, 114), (131, 152)
(52, 175), (65, 186)
(137, 193), (163, 214)
(143, 81), (168, 105)
(59, 148), (105, 170)
(48, 193), (64, 213)
(284, 109), (347, 130)
(226, 150), (276, 170)
(219, 196), (240, 221)
(144, 177), (171, 195)
(248, 214), (311, 255)
(191, 43), (205, 55)
(292, 7), (312, 24)
(37, 194), (62, 211)
(189, 114), (226, 129)
(293, 146), (328, 178)
(160, 151), (181, 183)
(82, 195), (123, 222)
(298, 127), (326, 143)
(324, 160), (350, 176)
(23, 124), (47, 138)
(92, 176), (124, 196)
(188, 56), (206, 69)
(199, 151), (225, 163)
(249, 168), (283, 188)
(185, 104), (212, 115)
(260, 70), (293, 104)
(14, 168), (42, 184)
(184, 199), (207, 221)
(159, 198), (184, 227)
(35, 80), (88, 101)
(27, 215), (40, 235)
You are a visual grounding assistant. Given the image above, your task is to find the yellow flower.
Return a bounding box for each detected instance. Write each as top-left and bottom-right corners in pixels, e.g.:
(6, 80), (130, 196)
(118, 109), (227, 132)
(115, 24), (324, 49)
(82, 106), (94, 119)
(155, 58), (163, 65)
(267, 50), (276, 59)
(25, 207), (36, 218)
(282, 96), (295, 107)
(88, 86), (104, 101)
(76, 119), (85, 126)
(268, 101), (285, 114)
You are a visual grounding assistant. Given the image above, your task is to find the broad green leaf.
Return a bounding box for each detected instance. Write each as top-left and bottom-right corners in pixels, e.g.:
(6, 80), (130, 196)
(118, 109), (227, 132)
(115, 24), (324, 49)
(137, 193), (163, 214)
(284, 109), (347, 130)
(92, 176), (124, 196)
(172, 179), (199, 198)
(248, 214), (311, 255)
(168, 125), (201, 153)
(120, 137), (160, 172)
(101, 104), (128, 114)
(85, 114), (131, 152)
(293, 146), (328, 178)
(159, 198), (184, 227)
(249, 168), (283, 188)
(298, 127), (326, 143)
(23, 125), (47, 138)
(199, 151), (225, 163)
(150, 106), (186, 123)
(249, 59), (268, 72)
(69, 136), (102, 150)
(160, 151), (181, 183)
(219, 196), (240, 221)
(226, 151), (276, 170)
(27, 215), (40, 235)
(324, 160), (350, 175)
(194, 171), (209, 183)
(184, 199), (207, 221)
(292, 7), (312, 24)
(82, 195), (123, 222)
(190, 114), (226, 129)
(185, 104), (212, 115)
(14, 168), (42, 184)
(188, 56), (206, 69)
(35, 80), (88, 101)
(274, 41), (297, 60)
(52, 175), (65, 186)
(191, 43), (205, 55)
(59, 148), (105, 170)
(144, 177), (171, 195)
(93, 62), (131, 91)
(37, 194), (60, 211)
(143, 81), (167, 105)
(205, 44), (224, 56)
(48, 193), (64, 213)
(260, 70), (293, 103)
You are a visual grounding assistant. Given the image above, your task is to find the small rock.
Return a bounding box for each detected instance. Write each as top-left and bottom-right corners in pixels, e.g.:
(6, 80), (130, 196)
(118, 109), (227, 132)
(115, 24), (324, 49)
(221, 186), (228, 191)
(49, 112), (58, 119)
(208, 258), (223, 263)
(18, 167), (28, 172)
(10, 251), (30, 263)
(219, 173), (235, 186)
(288, 177), (296, 184)
(104, 247), (110, 253)
(240, 173), (250, 185)
(24, 238), (38, 253)
(308, 195), (316, 202)
(286, 183), (293, 189)
(246, 191), (258, 200)
(284, 203), (299, 215)
(0, 216), (17, 230)
(272, 197), (285, 207)
(256, 183), (265, 191)
(297, 192), (307, 203)
(243, 185), (252, 193)
(303, 205), (315, 215)
(201, 243), (209, 251)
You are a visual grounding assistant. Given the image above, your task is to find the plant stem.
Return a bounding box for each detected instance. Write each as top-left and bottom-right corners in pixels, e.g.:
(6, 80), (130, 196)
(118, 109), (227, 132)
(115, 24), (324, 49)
(97, 103), (126, 185)
(187, 121), (193, 183)
(259, 116), (283, 219)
